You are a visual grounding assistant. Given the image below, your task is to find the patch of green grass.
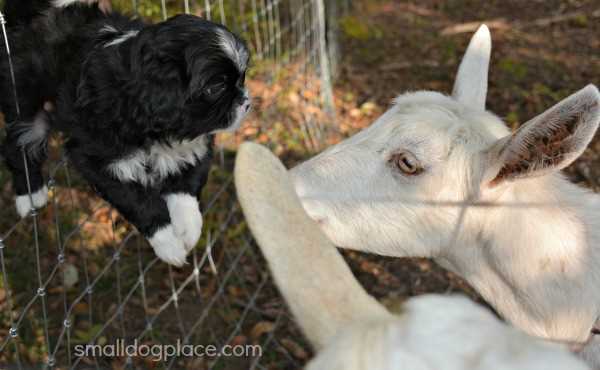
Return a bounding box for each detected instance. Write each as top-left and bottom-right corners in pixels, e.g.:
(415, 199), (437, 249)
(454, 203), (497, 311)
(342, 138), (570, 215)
(498, 58), (528, 81)
(440, 39), (459, 64)
(570, 14), (588, 28)
(505, 111), (520, 128)
(531, 82), (569, 101)
(339, 16), (382, 41)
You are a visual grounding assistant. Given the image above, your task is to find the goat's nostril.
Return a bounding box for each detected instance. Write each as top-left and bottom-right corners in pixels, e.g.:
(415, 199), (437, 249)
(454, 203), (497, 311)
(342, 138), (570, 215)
(314, 217), (326, 226)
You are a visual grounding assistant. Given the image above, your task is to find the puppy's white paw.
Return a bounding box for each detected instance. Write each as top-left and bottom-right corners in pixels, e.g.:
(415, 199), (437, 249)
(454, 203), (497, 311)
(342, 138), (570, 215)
(149, 225), (189, 267)
(164, 193), (203, 251)
(15, 186), (48, 218)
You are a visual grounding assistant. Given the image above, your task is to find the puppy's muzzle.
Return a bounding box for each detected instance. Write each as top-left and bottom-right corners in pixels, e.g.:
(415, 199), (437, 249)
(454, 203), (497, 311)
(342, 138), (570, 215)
(241, 91), (251, 112)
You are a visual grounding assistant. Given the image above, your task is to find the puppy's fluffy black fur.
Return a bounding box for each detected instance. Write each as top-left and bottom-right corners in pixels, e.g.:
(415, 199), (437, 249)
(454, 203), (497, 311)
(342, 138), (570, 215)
(0, 0), (250, 265)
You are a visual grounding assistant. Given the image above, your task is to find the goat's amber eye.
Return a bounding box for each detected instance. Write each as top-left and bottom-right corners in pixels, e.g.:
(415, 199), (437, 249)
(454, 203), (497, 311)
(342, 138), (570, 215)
(390, 152), (423, 175)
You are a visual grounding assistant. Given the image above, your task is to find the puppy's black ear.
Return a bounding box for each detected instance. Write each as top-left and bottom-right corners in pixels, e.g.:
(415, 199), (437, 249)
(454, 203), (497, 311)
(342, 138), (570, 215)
(128, 28), (187, 135)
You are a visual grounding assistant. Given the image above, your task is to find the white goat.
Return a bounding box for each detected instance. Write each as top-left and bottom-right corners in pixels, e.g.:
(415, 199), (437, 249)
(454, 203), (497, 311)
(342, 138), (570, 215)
(290, 25), (600, 367)
(234, 142), (589, 370)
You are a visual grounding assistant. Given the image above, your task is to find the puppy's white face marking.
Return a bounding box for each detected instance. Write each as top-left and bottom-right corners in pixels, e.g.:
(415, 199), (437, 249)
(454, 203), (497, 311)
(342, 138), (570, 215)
(217, 28), (249, 72)
(14, 111), (49, 158)
(164, 193), (203, 250)
(104, 30), (139, 48)
(15, 186), (49, 218)
(107, 136), (209, 186)
(52, 0), (99, 7)
(148, 225), (189, 266)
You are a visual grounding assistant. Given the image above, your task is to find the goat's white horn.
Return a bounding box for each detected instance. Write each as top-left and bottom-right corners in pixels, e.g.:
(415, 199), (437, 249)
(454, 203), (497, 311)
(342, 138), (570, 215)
(235, 142), (391, 350)
(452, 24), (491, 111)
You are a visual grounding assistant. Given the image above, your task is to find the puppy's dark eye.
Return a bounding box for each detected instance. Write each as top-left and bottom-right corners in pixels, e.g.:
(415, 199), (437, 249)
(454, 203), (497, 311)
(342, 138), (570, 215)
(389, 151), (423, 176)
(205, 75), (228, 97)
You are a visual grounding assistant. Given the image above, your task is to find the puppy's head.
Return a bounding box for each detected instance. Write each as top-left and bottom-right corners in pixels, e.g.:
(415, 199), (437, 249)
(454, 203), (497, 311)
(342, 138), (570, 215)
(130, 15), (250, 139)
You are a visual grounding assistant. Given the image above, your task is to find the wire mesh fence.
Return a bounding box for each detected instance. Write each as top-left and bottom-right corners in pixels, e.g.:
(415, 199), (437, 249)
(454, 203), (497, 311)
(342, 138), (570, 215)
(0, 0), (344, 368)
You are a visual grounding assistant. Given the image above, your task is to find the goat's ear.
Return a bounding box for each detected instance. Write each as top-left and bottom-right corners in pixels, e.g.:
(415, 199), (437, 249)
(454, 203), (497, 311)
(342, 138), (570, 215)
(452, 25), (491, 111)
(235, 143), (391, 351)
(484, 85), (600, 186)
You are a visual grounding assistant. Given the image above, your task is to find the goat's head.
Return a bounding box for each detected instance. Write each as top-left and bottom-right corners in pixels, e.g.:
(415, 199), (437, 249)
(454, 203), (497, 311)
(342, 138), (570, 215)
(291, 25), (600, 257)
(234, 142), (589, 370)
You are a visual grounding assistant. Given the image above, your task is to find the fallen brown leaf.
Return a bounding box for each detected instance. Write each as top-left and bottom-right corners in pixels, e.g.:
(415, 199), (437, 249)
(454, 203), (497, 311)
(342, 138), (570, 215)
(280, 338), (309, 360)
(250, 321), (276, 340)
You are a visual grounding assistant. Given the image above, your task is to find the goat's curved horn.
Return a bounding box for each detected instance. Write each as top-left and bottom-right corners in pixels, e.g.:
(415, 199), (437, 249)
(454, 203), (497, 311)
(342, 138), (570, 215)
(452, 24), (491, 111)
(235, 142), (391, 350)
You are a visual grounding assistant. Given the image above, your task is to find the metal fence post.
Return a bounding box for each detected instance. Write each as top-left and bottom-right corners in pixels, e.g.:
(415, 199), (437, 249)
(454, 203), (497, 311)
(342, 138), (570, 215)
(315, 0), (336, 117)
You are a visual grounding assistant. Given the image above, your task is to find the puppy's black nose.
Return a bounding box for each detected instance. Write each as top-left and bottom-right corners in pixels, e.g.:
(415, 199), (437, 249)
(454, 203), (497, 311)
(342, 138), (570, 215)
(242, 96), (251, 112)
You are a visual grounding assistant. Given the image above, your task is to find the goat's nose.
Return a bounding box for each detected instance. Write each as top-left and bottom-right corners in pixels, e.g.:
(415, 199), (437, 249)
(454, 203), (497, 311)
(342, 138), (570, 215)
(297, 198), (328, 226)
(289, 168), (306, 197)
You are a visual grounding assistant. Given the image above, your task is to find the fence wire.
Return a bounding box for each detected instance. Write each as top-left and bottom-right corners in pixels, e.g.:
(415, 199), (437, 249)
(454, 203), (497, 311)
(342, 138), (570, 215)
(0, 0), (342, 368)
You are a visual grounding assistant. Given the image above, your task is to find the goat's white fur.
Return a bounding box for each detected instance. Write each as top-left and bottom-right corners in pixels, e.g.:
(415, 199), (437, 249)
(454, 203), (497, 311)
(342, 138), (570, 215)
(236, 143), (389, 349)
(164, 193), (202, 251)
(235, 142), (589, 370)
(15, 186), (49, 218)
(291, 25), (600, 369)
(148, 224), (188, 267)
(486, 85), (600, 182)
(107, 136), (208, 186)
(452, 25), (491, 110)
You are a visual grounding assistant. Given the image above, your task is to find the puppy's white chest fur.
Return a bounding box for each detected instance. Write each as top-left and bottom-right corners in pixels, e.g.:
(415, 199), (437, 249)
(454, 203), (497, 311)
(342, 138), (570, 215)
(107, 136), (209, 186)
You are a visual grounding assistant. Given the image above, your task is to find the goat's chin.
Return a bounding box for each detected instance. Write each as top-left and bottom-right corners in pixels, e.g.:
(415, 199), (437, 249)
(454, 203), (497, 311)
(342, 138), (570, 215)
(296, 197), (340, 242)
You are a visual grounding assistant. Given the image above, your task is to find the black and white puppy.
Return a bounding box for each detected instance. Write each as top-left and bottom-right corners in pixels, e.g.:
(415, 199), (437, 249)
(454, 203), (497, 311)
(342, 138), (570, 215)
(0, 0), (250, 266)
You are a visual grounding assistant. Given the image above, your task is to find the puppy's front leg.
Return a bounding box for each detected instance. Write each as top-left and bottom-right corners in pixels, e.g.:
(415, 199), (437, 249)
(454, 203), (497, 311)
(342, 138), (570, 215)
(102, 185), (191, 266)
(1, 110), (50, 218)
(69, 152), (191, 266)
(163, 193), (202, 251)
(160, 158), (212, 254)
